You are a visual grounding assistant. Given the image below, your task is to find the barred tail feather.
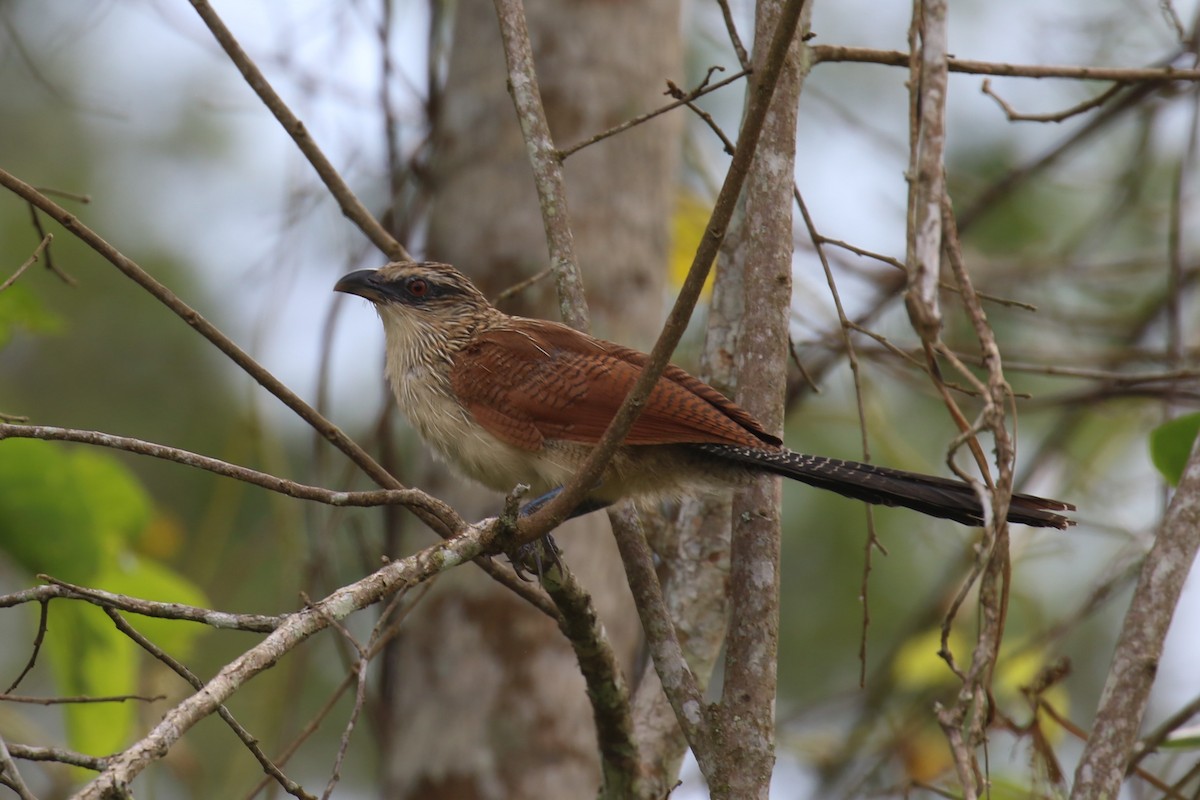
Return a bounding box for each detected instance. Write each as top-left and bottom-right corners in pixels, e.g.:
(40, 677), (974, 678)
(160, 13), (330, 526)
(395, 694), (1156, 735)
(693, 444), (1074, 529)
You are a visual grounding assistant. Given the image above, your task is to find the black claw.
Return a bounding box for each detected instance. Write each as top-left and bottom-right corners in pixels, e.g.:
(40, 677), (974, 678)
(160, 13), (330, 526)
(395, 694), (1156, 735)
(506, 534), (561, 581)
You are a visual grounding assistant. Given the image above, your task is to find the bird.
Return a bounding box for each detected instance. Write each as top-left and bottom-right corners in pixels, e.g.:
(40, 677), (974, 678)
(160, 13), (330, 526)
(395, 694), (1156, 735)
(335, 261), (1074, 530)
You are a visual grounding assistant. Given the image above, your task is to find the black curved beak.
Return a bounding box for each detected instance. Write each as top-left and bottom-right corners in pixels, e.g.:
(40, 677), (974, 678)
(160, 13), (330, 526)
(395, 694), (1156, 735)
(334, 269), (388, 303)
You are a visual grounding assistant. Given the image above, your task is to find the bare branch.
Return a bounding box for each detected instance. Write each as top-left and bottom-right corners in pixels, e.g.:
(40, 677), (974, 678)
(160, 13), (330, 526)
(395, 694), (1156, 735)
(1, 580), (282, 633)
(981, 78), (1125, 123)
(1070, 438), (1200, 799)
(608, 506), (706, 748)
(558, 68), (752, 160)
(0, 734), (36, 800)
(812, 45), (1200, 82)
(0, 423), (461, 525)
(904, 0), (948, 341)
(0, 234), (52, 293)
(7, 744), (110, 773)
(104, 608), (313, 800)
(491, 0), (588, 330)
(0, 693), (163, 706)
(539, 552), (643, 798)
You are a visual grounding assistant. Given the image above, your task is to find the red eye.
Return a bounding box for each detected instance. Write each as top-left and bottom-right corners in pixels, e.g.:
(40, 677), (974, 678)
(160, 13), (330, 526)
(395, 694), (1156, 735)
(407, 278), (429, 297)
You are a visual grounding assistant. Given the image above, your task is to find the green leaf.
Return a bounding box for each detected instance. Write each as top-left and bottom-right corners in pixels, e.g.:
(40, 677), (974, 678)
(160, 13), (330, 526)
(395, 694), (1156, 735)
(1163, 724), (1200, 750)
(0, 440), (207, 755)
(45, 558), (208, 755)
(1149, 413), (1200, 486)
(69, 447), (152, 551)
(0, 282), (63, 349)
(45, 601), (138, 756)
(0, 439), (104, 580)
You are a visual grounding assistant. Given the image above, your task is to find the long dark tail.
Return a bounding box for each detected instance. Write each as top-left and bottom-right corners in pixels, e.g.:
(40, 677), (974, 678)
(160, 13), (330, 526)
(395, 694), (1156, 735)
(693, 444), (1074, 529)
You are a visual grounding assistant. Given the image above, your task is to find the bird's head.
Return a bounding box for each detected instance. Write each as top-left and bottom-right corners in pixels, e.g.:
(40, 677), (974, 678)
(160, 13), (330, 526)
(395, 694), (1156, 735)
(335, 262), (496, 353)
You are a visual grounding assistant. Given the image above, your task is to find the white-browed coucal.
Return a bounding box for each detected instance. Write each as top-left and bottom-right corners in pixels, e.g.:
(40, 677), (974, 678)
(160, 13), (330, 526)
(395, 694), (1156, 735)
(335, 262), (1074, 529)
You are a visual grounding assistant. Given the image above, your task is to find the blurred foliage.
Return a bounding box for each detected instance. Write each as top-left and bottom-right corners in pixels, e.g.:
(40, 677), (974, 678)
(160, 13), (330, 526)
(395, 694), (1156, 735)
(0, 282), (61, 350)
(669, 188), (717, 295)
(1150, 412), (1200, 486)
(0, 440), (207, 756)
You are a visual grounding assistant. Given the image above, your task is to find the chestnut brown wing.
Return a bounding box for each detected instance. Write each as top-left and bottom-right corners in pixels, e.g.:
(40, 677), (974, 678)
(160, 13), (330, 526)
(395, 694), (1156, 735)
(450, 320), (780, 452)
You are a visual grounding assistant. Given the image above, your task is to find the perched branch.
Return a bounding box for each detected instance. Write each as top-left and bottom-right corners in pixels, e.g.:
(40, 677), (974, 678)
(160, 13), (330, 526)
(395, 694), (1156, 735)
(539, 556), (643, 799)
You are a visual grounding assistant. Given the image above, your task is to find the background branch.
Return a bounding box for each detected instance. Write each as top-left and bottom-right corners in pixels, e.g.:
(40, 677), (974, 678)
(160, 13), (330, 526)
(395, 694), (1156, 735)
(1070, 438), (1200, 798)
(186, 0), (411, 262)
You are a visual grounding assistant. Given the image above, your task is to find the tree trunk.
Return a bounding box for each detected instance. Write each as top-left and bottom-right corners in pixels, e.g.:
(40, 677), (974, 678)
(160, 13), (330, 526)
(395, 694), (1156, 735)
(382, 1), (681, 796)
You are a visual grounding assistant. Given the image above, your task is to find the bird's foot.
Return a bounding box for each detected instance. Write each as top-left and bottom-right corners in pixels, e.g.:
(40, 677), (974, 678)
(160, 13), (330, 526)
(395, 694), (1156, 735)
(506, 534), (563, 582)
(494, 483), (562, 581)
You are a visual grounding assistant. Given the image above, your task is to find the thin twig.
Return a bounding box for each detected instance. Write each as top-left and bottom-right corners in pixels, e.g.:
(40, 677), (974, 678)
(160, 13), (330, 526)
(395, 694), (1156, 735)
(0, 234), (52, 293)
(794, 186), (884, 688)
(103, 608), (314, 800)
(4, 599), (49, 693)
(0, 693), (164, 706)
(812, 44), (1200, 82)
(316, 610), (368, 800)
(0, 580), (283, 632)
(491, 266), (555, 304)
(714, 0), (751, 69)
(26, 206), (74, 286)
(242, 674), (354, 800)
(982, 78), (1125, 123)
(558, 68), (752, 160)
(818, 236), (1039, 310)
(244, 583), (433, 800)
(0, 735), (36, 800)
(0, 423), (460, 523)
